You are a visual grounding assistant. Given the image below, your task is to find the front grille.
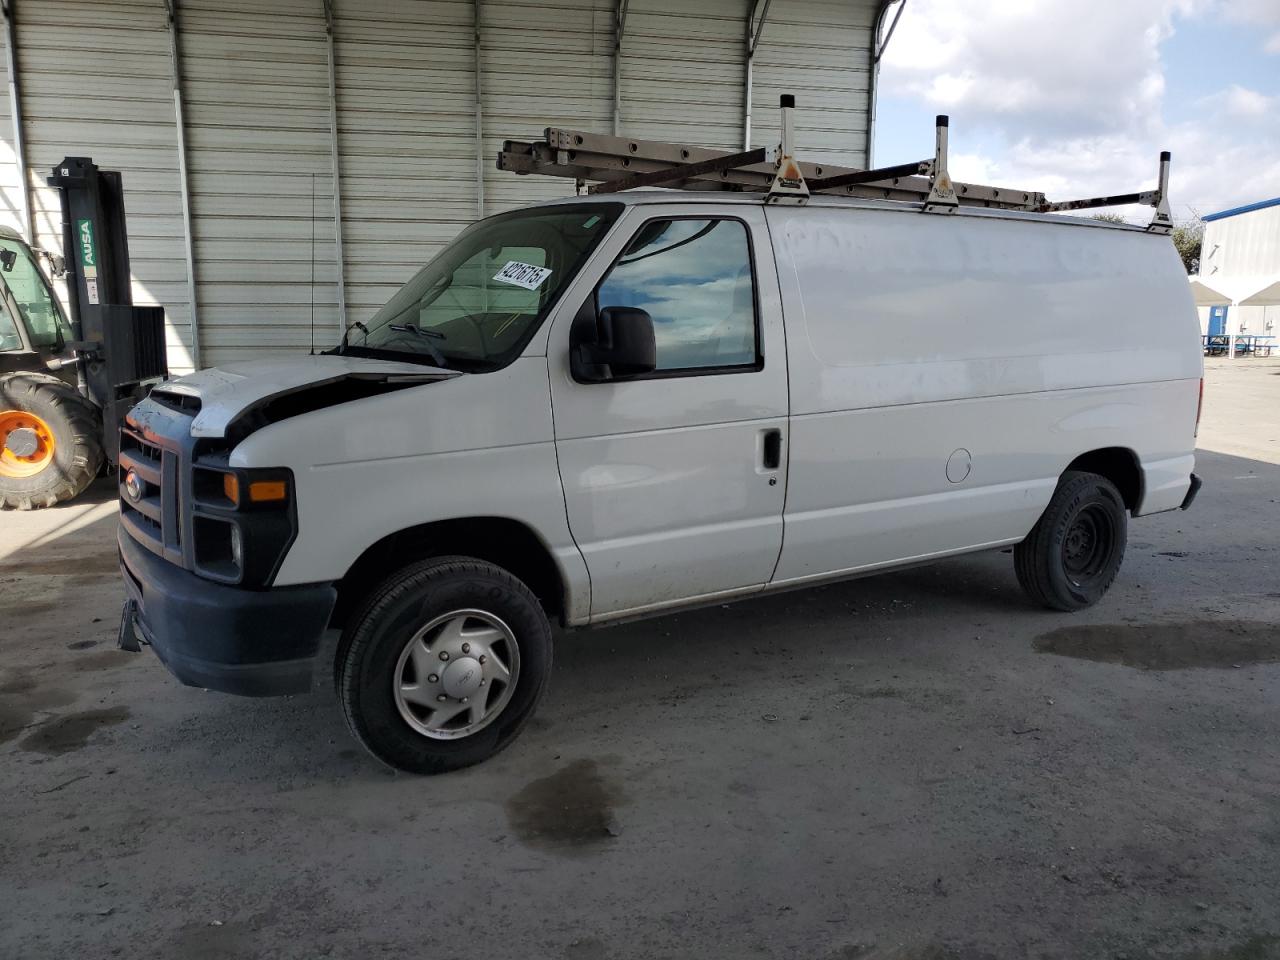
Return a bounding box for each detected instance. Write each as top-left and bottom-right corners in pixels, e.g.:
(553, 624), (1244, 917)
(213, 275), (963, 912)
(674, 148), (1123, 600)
(119, 423), (183, 567)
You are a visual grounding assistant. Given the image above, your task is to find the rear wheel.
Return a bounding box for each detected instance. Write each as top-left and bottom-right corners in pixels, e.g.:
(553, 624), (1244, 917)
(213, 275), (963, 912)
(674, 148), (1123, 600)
(0, 373), (103, 510)
(1015, 470), (1127, 612)
(337, 556), (553, 774)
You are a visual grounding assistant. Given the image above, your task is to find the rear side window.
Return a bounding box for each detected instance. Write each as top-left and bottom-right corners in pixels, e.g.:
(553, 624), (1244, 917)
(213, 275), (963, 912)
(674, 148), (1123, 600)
(597, 218), (758, 373)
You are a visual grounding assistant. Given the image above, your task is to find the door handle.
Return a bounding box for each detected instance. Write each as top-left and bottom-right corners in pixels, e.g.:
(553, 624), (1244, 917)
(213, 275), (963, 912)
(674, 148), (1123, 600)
(761, 428), (782, 470)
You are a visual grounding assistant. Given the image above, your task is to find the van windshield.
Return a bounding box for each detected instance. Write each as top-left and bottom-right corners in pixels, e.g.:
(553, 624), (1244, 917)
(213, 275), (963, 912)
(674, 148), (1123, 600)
(341, 204), (621, 371)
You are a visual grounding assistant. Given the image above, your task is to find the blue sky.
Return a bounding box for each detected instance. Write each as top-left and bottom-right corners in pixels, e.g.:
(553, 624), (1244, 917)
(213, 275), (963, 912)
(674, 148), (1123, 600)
(874, 0), (1280, 222)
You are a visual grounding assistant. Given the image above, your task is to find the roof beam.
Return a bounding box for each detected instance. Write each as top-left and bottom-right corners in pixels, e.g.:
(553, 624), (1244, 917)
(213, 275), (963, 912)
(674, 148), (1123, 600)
(742, 0), (773, 149)
(613, 0), (628, 136)
(164, 0), (201, 369)
(322, 0), (348, 331)
(473, 0), (484, 217)
(1, 0), (32, 245)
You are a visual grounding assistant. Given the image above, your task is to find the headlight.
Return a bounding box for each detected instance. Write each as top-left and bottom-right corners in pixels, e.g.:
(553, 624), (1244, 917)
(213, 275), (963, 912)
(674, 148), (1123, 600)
(191, 465), (297, 587)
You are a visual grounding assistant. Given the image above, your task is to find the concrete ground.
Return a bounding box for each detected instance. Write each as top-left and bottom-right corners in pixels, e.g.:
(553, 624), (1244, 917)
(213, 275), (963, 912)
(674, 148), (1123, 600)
(2, 359), (1279, 960)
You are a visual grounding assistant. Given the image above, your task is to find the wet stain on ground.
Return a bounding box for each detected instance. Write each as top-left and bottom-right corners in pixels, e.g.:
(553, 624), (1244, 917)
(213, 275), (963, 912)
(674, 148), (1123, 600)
(829, 943), (998, 960)
(1134, 934), (1280, 960)
(69, 650), (134, 672)
(1035, 620), (1280, 670)
(0, 673), (79, 745)
(0, 599), (59, 618)
(1197, 934), (1280, 960)
(841, 684), (908, 699)
(164, 915), (283, 960)
(564, 937), (609, 960)
(505, 758), (621, 853)
(0, 670), (38, 695)
(66, 639), (99, 651)
(18, 705), (130, 755)
(0, 551), (120, 579)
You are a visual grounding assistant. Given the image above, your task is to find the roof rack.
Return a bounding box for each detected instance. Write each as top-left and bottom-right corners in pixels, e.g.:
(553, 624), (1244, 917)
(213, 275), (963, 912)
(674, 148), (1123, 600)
(497, 96), (1174, 234)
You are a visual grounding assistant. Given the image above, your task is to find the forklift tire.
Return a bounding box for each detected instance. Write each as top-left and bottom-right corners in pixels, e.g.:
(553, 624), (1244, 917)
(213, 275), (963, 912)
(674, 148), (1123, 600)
(0, 373), (104, 510)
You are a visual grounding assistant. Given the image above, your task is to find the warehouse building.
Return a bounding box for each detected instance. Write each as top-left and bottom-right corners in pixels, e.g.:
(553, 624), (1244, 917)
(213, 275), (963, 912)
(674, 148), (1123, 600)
(1194, 197), (1280, 344)
(0, 0), (898, 373)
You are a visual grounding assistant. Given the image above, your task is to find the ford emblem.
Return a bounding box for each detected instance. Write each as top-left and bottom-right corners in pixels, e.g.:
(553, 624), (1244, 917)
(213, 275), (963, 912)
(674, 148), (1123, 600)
(124, 469), (144, 502)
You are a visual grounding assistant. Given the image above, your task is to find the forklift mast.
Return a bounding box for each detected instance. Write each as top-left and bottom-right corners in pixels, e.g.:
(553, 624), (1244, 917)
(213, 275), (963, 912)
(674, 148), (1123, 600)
(46, 157), (167, 463)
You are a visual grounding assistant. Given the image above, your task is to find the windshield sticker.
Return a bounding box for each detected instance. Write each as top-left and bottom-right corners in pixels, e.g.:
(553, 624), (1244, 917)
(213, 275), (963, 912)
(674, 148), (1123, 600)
(493, 261), (552, 291)
(582, 215), (601, 228)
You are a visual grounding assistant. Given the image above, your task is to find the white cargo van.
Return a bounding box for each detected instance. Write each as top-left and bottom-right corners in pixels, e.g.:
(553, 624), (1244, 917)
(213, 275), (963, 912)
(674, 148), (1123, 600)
(117, 115), (1202, 773)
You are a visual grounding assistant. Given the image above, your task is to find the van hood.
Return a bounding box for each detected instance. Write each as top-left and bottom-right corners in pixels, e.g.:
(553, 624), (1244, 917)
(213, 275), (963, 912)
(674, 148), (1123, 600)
(151, 355), (458, 439)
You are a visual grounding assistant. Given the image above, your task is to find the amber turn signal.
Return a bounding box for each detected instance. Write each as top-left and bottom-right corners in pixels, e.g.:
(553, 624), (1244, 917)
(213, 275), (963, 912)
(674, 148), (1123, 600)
(247, 480), (288, 503)
(223, 473), (240, 505)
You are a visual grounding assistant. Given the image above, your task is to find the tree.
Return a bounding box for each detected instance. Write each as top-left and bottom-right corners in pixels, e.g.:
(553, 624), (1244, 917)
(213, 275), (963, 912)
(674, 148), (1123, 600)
(1091, 212), (1128, 224)
(1172, 220), (1204, 275)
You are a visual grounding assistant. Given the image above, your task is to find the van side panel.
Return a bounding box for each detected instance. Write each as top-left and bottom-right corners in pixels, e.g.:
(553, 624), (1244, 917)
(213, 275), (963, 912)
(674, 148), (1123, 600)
(765, 204), (1200, 584)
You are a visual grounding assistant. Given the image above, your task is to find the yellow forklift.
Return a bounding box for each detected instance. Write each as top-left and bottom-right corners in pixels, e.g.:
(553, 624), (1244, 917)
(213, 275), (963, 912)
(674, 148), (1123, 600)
(0, 157), (166, 509)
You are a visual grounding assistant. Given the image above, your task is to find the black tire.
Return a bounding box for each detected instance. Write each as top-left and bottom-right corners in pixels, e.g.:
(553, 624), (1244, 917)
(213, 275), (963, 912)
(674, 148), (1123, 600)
(1015, 470), (1127, 612)
(337, 556), (553, 774)
(0, 373), (104, 510)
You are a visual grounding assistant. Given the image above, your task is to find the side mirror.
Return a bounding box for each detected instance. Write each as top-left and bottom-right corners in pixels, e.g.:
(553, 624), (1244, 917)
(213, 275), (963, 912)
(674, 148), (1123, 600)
(570, 303), (657, 382)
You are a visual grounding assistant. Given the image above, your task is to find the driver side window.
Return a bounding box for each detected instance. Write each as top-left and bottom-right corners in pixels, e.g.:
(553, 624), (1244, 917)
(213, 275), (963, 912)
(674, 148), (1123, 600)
(597, 218), (758, 373)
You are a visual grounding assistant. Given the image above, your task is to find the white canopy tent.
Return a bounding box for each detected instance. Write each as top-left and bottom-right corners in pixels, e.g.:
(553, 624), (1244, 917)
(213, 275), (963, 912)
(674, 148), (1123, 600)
(1238, 278), (1280, 307)
(1188, 277), (1231, 306)
(1192, 275), (1280, 358)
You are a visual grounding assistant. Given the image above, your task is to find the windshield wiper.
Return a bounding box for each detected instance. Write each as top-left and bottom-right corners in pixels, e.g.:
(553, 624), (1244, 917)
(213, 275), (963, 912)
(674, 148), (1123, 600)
(338, 321), (368, 348)
(388, 323), (449, 367)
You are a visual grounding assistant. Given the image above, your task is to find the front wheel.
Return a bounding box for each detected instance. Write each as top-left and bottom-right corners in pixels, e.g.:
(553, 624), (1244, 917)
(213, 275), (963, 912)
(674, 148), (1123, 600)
(1015, 470), (1127, 612)
(337, 556), (553, 774)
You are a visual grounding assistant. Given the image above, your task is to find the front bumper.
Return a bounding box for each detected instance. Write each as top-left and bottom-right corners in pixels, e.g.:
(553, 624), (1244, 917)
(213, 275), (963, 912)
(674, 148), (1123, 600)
(118, 525), (336, 696)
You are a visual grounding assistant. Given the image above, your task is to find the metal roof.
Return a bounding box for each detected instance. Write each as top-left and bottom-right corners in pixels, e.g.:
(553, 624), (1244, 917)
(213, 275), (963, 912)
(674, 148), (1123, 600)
(1202, 197), (1280, 222)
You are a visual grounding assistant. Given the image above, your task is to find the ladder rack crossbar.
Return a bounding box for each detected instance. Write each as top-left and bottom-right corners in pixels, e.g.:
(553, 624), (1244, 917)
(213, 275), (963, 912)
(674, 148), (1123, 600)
(808, 159), (932, 192)
(499, 132), (1045, 209)
(1036, 190), (1158, 214)
(496, 103), (1169, 231)
(588, 147), (771, 194)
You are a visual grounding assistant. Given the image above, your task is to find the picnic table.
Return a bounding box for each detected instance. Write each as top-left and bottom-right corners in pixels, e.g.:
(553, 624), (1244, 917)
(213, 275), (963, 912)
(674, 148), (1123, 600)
(1202, 333), (1275, 357)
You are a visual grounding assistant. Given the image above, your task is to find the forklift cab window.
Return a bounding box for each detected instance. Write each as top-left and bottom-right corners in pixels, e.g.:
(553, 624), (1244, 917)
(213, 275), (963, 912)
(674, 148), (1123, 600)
(0, 236), (71, 349)
(0, 298), (20, 351)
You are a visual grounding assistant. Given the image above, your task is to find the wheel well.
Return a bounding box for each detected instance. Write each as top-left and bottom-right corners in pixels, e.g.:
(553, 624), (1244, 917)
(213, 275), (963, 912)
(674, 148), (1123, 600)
(1065, 447), (1143, 512)
(331, 517), (567, 629)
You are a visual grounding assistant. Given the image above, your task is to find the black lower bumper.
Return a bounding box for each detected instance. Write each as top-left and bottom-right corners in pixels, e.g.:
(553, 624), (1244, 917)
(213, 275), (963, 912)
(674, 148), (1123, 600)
(1180, 473), (1202, 511)
(118, 526), (337, 696)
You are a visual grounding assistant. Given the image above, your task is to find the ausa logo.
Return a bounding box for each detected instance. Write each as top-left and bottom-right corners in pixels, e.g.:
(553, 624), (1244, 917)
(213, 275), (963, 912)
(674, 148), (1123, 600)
(76, 219), (97, 270)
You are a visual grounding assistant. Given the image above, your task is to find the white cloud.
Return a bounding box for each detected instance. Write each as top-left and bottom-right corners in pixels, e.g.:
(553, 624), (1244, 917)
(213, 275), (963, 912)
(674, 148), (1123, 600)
(1264, 31), (1280, 53)
(878, 0), (1280, 220)
(1219, 84), (1276, 116)
(1218, 0), (1280, 25)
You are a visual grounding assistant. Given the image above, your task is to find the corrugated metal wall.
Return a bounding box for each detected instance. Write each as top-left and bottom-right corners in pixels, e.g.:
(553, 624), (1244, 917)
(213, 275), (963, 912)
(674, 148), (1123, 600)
(10, 0), (195, 367)
(336, 0), (486, 325)
(180, 0), (336, 364)
(0, 0), (879, 372)
(749, 0), (875, 165)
